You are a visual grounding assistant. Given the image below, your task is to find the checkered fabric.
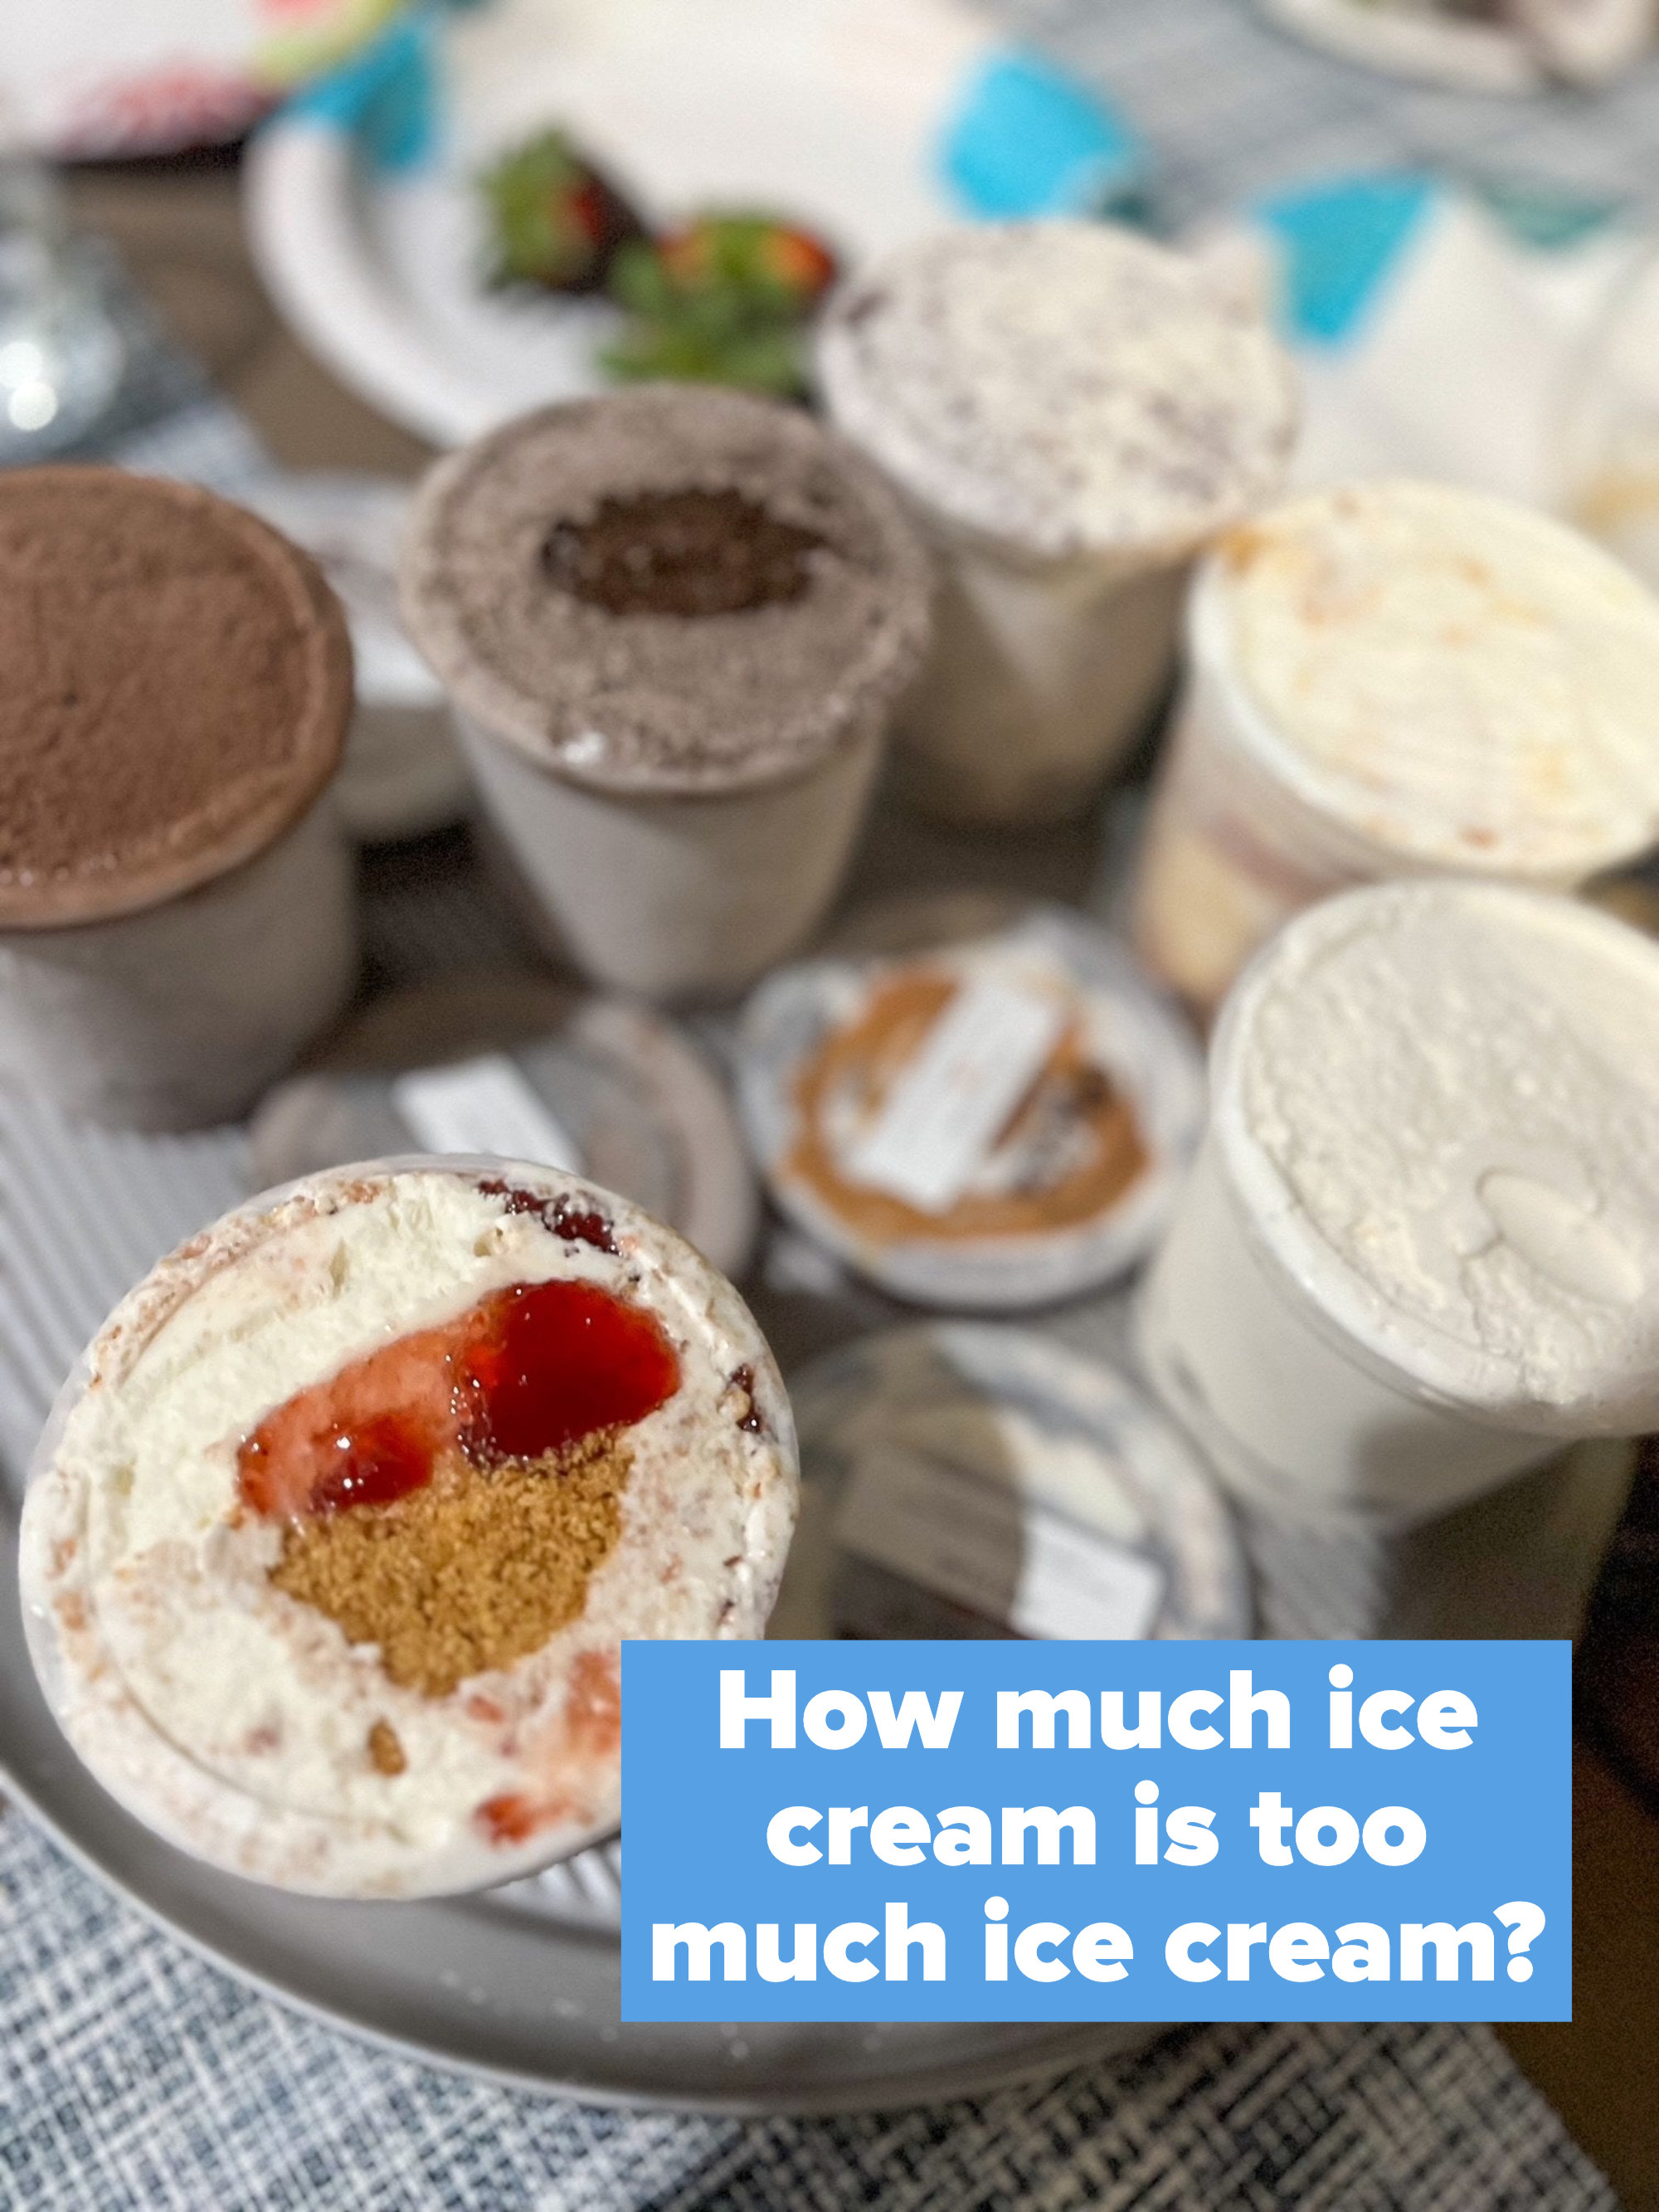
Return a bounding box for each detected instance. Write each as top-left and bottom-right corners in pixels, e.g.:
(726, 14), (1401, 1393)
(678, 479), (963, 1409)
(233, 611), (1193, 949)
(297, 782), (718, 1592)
(0, 1810), (1613, 2211)
(1018, 0), (1659, 227)
(4, 4), (1652, 2199)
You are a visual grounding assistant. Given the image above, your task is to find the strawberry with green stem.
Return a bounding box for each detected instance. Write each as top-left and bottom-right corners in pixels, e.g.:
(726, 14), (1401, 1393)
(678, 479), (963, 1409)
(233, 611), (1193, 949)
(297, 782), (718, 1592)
(479, 129), (646, 295)
(605, 212), (840, 398)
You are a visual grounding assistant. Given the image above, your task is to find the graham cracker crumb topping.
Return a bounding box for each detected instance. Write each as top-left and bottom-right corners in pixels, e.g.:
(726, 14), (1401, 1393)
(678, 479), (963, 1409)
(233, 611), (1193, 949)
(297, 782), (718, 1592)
(367, 1720), (406, 1776)
(271, 1429), (631, 1698)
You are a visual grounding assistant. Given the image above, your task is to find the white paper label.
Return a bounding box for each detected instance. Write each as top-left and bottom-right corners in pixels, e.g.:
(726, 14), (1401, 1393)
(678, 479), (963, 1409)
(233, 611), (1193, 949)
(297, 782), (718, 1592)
(835, 1442), (1165, 1640)
(391, 1054), (581, 1170)
(842, 974), (1068, 1214)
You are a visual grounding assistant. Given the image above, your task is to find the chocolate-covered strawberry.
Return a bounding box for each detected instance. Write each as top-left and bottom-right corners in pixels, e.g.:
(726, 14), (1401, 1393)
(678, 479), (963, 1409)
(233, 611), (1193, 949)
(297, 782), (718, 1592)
(652, 215), (838, 305)
(605, 212), (840, 398)
(479, 128), (646, 295)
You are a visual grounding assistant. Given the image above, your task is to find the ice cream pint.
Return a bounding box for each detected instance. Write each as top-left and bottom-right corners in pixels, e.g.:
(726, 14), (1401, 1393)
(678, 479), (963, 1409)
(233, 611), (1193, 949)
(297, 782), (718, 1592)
(19, 1160), (797, 1897)
(399, 386), (932, 999)
(816, 220), (1297, 826)
(0, 466), (358, 1128)
(1131, 479), (1659, 1017)
(1136, 880), (1659, 1525)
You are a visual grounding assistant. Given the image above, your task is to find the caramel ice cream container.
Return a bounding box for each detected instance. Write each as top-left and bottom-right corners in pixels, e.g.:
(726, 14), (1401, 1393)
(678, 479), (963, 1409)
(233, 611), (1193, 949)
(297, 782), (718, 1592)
(816, 222), (1297, 828)
(1131, 479), (1659, 1019)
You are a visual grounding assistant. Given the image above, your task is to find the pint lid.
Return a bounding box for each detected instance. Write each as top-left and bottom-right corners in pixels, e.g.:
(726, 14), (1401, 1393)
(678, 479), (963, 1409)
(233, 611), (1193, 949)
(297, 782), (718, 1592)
(769, 1323), (1250, 1642)
(1209, 878), (1659, 1433)
(737, 900), (1204, 1309)
(0, 468), (353, 927)
(1196, 480), (1659, 879)
(249, 977), (758, 1279)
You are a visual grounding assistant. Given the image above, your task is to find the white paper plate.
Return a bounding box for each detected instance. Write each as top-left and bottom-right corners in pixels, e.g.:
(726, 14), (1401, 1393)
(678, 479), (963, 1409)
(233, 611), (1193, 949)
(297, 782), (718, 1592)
(246, 0), (985, 445)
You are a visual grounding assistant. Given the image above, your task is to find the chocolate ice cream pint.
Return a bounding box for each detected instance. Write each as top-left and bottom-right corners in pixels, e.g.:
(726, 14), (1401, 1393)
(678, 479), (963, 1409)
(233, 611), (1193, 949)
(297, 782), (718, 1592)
(1136, 880), (1659, 1527)
(1131, 480), (1659, 1019)
(0, 466), (358, 1128)
(19, 1159), (797, 1898)
(399, 387), (932, 998)
(815, 222), (1297, 826)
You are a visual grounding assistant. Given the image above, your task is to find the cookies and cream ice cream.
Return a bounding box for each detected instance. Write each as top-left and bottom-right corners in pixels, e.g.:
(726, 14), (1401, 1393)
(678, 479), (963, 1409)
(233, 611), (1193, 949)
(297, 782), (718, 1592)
(1132, 480), (1659, 1014)
(399, 386), (928, 801)
(1138, 881), (1659, 1523)
(399, 387), (931, 996)
(816, 222), (1297, 565)
(20, 1162), (795, 1898)
(815, 222), (1297, 825)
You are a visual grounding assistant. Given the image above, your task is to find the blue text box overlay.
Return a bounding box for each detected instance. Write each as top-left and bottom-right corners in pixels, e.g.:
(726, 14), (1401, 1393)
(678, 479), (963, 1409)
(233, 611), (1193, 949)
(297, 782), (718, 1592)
(620, 1640), (1569, 2023)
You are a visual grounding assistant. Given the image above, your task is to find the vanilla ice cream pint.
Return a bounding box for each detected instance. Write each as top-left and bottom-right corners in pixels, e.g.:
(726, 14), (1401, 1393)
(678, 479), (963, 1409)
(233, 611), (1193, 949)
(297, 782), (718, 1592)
(1131, 480), (1659, 1019)
(1136, 881), (1659, 1527)
(19, 1159), (797, 1898)
(0, 468), (358, 1128)
(400, 387), (932, 1000)
(815, 222), (1297, 828)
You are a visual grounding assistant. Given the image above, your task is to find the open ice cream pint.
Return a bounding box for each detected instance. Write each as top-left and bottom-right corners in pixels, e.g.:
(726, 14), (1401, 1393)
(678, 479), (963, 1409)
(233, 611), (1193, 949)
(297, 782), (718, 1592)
(0, 466), (358, 1128)
(815, 222), (1297, 827)
(399, 386), (932, 999)
(18, 1159), (796, 1898)
(1131, 479), (1659, 1016)
(1136, 880), (1659, 1524)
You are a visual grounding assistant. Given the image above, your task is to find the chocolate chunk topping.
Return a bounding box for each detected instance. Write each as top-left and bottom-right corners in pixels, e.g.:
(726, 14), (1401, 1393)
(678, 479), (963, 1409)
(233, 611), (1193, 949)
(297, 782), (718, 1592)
(399, 387), (932, 793)
(478, 1177), (620, 1255)
(728, 1363), (766, 1435)
(541, 489), (827, 617)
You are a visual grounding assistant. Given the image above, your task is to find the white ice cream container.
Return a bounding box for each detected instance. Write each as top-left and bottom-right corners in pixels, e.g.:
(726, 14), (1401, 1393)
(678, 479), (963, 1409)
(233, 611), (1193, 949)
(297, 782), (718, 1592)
(1131, 479), (1659, 1016)
(1137, 879), (1659, 1523)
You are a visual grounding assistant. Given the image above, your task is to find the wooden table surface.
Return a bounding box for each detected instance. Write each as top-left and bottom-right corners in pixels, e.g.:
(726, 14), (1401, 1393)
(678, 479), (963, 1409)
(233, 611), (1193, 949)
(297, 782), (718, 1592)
(61, 153), (1659, 2212)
